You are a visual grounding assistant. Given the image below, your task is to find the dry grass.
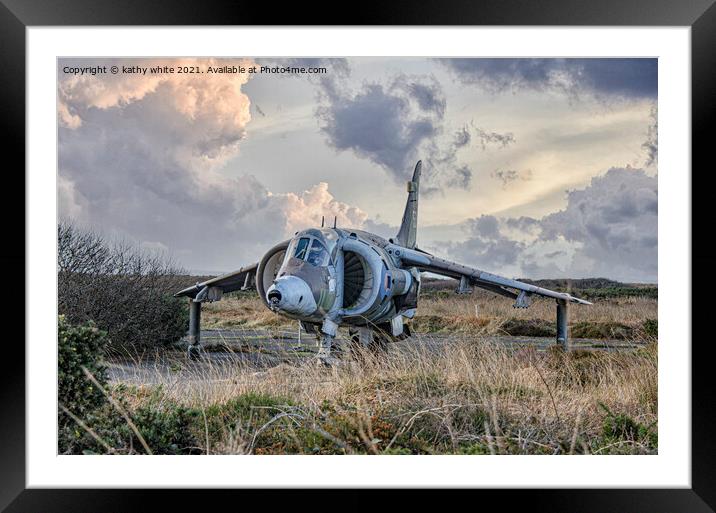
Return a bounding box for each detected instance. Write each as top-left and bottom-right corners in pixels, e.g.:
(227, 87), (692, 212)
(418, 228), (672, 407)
(202, 290), (657, 338)
(423, 293), (656, 325)
(108, 334), (657, 455)
(202, 292), (290, 329)
(88, 287), (657, 455)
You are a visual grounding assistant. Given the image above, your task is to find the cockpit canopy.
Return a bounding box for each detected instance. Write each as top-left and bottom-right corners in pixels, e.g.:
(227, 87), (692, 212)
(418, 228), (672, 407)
(283, 229), (334, 268)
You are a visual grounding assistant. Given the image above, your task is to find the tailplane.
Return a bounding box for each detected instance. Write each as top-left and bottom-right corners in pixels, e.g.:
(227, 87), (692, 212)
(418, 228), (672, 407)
(395, 160), (421, 249)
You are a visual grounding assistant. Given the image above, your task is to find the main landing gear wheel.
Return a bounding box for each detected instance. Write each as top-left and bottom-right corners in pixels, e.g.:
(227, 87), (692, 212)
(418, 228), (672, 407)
(348, 328), (389, 362)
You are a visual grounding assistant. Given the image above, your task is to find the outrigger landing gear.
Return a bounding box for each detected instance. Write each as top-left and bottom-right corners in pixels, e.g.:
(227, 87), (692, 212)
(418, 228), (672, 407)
(187, 299), (202, 360)
(556, 299), (569, 351)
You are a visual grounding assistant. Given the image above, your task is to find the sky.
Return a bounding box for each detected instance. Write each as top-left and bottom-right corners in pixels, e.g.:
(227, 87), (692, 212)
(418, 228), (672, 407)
(57, 57), (658, 282)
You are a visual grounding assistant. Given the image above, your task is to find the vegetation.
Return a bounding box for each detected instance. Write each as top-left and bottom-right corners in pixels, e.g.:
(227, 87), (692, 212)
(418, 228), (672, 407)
(56, 237), (658, 455)
(61, 338), (658, 455)
(420, 277), (658, 301)
(58, 316), (109, 454)
(58, 221), (190, 351)
(514, 278), (658, 300)
(202, 285), (657, 342)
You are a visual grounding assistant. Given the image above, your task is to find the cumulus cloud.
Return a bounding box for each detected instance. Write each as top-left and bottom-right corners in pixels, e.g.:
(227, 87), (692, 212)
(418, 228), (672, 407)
(440, 58), (657, 101)
(437, 167), (657, 282)
(316, 74), (510, 190)
(538, 167), (657, 280)
(441, 215), (525, 270)
(281, 182), (369, 234)
(57, 58), (375, 272)
(316, 75), (443, 179)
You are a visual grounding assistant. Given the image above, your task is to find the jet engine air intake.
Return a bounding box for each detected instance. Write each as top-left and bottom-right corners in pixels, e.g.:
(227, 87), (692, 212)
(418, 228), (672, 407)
(339, 238), (383, 317)
(342, 250), (367, 309)
(256, 240), (290, 308)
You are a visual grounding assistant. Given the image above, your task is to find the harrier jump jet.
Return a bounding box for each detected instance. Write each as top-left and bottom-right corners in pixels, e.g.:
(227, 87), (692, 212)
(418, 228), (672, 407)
(176, 161), (591, 362)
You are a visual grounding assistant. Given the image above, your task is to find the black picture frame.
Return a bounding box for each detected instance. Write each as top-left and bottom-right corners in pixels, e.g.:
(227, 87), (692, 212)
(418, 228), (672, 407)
(2, 0), (713, 510)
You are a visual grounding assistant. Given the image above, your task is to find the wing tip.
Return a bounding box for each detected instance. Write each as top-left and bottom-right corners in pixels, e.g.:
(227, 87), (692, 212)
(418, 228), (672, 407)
(174, 284), (200, 298)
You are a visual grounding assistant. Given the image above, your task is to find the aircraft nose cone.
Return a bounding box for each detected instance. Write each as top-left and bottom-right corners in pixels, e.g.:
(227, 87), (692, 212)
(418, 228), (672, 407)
(266, 276), (317, 316)
(267, 289), (282, 306)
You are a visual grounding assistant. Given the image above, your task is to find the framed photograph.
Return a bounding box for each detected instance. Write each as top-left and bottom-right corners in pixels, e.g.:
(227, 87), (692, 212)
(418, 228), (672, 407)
(4, 0), (714, 509)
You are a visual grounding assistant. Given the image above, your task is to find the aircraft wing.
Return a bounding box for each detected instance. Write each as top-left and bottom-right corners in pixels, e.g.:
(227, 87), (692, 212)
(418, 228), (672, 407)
(398, 248), (591, 306)
(174, 262), (259, 300)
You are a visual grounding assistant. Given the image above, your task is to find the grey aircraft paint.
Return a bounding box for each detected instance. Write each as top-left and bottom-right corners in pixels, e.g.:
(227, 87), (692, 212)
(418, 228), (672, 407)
(176, 161), (591, 362)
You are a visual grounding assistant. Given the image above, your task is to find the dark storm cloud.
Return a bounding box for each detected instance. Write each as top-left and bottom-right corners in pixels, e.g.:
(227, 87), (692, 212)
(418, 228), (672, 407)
(441, 167), (657, 282)
(440, 58), (657, 100)
(406, 80), (446, 117)
(445, 216), (524, 268)
(316, 75), (444, 180)
(317, 74), (512, 190)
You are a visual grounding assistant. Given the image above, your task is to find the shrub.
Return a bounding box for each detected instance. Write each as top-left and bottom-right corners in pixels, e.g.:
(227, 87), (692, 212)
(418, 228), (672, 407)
(85, 396), (201, 455)
(570, 321), (633, 340)
(581, 287), (658, 300)
(58, 315), (109, 454)
(501, 318), (555, 337)
(58, 221), (189, 350)
(599, 403), (657, 450)
(643, 319), (658, 339)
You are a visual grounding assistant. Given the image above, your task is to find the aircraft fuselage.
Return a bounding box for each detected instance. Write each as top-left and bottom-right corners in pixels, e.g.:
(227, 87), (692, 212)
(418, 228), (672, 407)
(262, 227), (420, 337)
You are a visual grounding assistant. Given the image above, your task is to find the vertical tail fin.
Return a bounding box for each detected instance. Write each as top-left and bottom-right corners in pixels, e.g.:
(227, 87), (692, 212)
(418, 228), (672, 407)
(396, 160), (421, 249)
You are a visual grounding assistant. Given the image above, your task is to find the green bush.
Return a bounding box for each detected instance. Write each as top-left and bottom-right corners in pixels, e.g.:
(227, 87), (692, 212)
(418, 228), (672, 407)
(63, 388), (302, 455)
(581, 286), (658, 300)
(598, 403), (657, 451)
(58, 315), (109, 454)
(85, 395), (201, 455)
(643, 319), (658, 338)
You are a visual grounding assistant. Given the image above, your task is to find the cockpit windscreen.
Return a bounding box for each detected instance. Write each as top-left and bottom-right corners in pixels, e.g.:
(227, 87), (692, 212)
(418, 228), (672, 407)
(306, 239), (329, 267)
(283, 235), (331, 268)
(293, 237), (310, 260)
